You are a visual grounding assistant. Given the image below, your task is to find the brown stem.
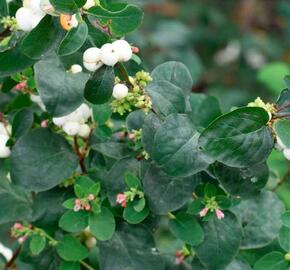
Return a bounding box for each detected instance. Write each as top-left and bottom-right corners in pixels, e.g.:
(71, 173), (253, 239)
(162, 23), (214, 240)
(272, 168), (290, 192)
(277, 102), (290, 112)
(74, 136), (87, 174)
(273, 113), (290, 120)
(4, 247), (21, 269)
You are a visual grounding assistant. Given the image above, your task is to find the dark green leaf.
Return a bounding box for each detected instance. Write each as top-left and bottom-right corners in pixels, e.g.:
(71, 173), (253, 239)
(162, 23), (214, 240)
(60, 261), (81, 270)
(59, 210), (89, 233)
(279, 226), (290, 252)
(281, 211), (290, 228)
(126, 110), (146, 132)
(29, 235), (46, 255)
(49, 0), (79, 14)
(92, 103), (112, 125)
(123, 203), (149, 224)
(274, 120), (290, 148)
(124, 171), (141, 189)
(12, 108), (34, 139)
(253, 252), (287, 270)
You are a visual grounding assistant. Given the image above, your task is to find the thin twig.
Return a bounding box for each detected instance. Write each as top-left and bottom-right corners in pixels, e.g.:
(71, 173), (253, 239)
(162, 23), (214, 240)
(4, 247), (21, 269)
(273, 113), (290, 120)
(277, 102), (290, 112)
(272, 168), (290, 192)
(74, 136), (87, 174)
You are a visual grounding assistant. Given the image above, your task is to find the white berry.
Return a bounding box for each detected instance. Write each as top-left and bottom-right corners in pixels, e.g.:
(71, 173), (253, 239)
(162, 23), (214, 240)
(16, 7), (33, 31)
(0, 134), (11, 158)
(83, 0), (95, 10)
(83, 61), (103, 72)
(52, 116), (67, 127)
(79, 104), (91, 120)
(63, 122), (80, 136)
(29, 0), (45, 15)
(100, 43), (119, 66)
(283, 149), (290, 161)
(83, 47), (101, 63)
(78, 124), (91, 138)
(31, 13), (44, 29)
(70, 64), (83, 74)
(113, 84), (129, 100)
(113, 40), (132, 62)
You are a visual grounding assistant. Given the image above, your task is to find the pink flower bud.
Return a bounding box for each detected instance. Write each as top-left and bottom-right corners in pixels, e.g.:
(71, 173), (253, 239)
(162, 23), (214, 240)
(116, 193), (127, 208)
(131, 46), (140, 54)
(15, 82), (27, 91)
(215, 208), (225, 220)
(85, 204), (91, 211)
(41, 120), (48, 128)
(128, 133), (135, 140)
(199, 207), (209, 217)
(87, 194), (94, 201)
(13, 223), (23, 230)
(175, 251), (185, 265)
(18, 236), (27, 244)
(75, 199), (81, 206)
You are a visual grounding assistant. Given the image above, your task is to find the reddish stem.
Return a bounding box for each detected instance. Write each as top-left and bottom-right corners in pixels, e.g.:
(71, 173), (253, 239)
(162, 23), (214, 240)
(273, 113), (290, 120)
(277, 102), (290, 112)
(74, 136), (87, 174)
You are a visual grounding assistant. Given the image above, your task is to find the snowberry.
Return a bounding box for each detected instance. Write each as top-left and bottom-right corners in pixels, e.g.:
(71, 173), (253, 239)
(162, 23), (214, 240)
(83, 62), (103, 72)
(83, 0), (95, 10)
(70, 64), (83, 74)
(83, 47), (101, 63)
(16, 7), (33, 31)
(31, 13), (44, 28)
(113, 40), (132, 62)
(113, 84), (129, 100)
(100, 43), (119, 66)
(283, 149), (290, 161)
(78, 124), (91, 138)
(62, 122), (80, 136)
(25, 0), (45, 15)
(79, 104), (91, 120)
(52, 116), (67, 127)
(85, 237), (97, 249)
(0, 134), (11, 158)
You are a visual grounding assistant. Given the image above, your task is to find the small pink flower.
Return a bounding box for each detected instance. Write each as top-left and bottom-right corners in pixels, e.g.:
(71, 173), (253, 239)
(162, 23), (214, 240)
(199, 207), (209, 217)
(215, 208), (225, 220)
(128, 133), (135, 140)
(41, 120), (48, 128)
(116, 193), (127, 208)
(75, 199), (81, 206)
(85, 204), (91, 211)
(13, 223), (23, 230)
(18, 236), (27, 244)
(175, 251), (185, 265)
(87, 194), (94, 201)
(131, 46), (140, 54)
(15, 82), (27, 91)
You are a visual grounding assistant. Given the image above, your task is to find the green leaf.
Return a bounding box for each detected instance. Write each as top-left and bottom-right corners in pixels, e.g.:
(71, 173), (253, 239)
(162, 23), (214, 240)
(58, 22), (88, 56)
(49, 0), (80, 14)
(279, 226), (290, 252)
(143, 164), (201, 214)
(29, 235), (46, 255)
(126, 110), (146, 132)
(152, 114), (211, 177)
(195, 212), (242, 270)
(91, 142), (130, 159)
(92, 103), (112, 125)
(199, 107), (274, 167)
(123, 203), (149, 224)
(86, 17), (110, 47)
(84, 66), (114, 104)
(188, 94), (222, 130)
(12, 108), (34, 139)
(274, 120), (290, 148)
(151, 61), (193, 94)
(63, 198), (76, 210)
(225, 258), (252, 270)
(75, 176), (96, 197)
(11, 128), (78, 191)
(60, 261), (81, 270)
(124, 171), (141, 189)
(0, 47), (35, 77)
(133, 197), (145, 212)
(34, 54), (89, 117)
(214, 163), (269, 198)
(169, 212), (204, 246)
(59, 210), (89, 233)
(276, 88), (290, 120)
(89, 207), (115, 241)
(253, 252), (287, 270)
(147, 81), (186, 117)
(87, 4), (144, 36)
(56, 235), (89, 261)
(99, 223), (165, 270)
(232, 191), (284, 249)
(20, 16), (63, 59)
(281, 211), (290, 228)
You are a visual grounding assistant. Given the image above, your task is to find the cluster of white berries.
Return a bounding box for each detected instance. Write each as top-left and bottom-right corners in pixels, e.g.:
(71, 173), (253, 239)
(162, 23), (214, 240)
(83, 0), (96, 10)
(0, 122), (11, 158)
(83, 39), (132, 72)
(15, 0), (46, 32)
(276, 137), (290, 161)
(52, 104), (92, 138)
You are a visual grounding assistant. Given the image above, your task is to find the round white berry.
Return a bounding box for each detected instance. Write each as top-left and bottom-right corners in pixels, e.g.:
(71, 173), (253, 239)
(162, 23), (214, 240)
(85, 237), (97, 249)
(0, 134), (11, 158)
(52, 116), (67, 127)
(83, 0), (95, 10)
(63, 122), (80, 136)
(83, 61), (103, 72)
(277, 137), (286, 150)
(113, 40), (132, 62)
(16, 7), (33, 31)
(70, 64), (83, 74)
(31, 13), (44, 29)
(78, 124), (91, 138)
(29, 0), (45, 15)
(79, 104), (91, 120)
(283, 148), (290, 161)
(83, 47), (101, 63)
(113, 84), (129, 100)
(100, 43), (119, 66)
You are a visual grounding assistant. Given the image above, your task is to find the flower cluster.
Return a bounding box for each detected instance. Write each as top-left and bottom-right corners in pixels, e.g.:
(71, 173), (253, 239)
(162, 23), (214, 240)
(116, 188), (144, 208)
(83, 39), (132, 72)
(248, 97), (275, 120)
(0, 16), (18, 31)
(15, 0), (47, 32)
(111, 71), (152, 115)
(53, 103), (92, 138)
(11, 223), (31, 244)
(0, 120), (11, 158)
(74, 194), (95, 212)
(199, 197), (225, 220)
(175, 247), (190, 265)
